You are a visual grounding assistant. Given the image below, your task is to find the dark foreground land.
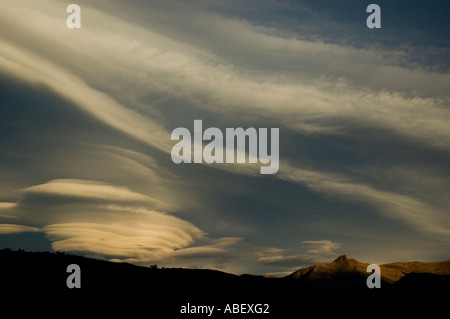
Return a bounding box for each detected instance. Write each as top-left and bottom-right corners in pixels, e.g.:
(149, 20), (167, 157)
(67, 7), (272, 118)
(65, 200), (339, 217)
(1, 249), (448, 316)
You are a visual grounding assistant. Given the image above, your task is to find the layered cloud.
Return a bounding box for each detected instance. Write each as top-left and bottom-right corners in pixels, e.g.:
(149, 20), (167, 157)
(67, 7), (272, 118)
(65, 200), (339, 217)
(22, 179), (158, 203)
(0, 179), (205, 262)
(0, 203), (17, 219)
(0, 0), (449, 272)
(1, 0), (449, 154)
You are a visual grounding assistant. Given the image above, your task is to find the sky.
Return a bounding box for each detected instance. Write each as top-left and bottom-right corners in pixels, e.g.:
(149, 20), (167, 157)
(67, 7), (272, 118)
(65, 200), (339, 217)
(0, 0), (449, 276)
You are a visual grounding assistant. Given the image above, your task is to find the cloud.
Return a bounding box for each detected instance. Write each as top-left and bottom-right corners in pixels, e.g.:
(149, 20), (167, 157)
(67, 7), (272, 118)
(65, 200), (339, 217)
(302, 240), (341, 255)
(1, 0), (449, 158)
(279, 165), (450, 239)
(0, 179), (205, 263)
(169, 237), (245, 268)
(42, 217), (202, 262)
(0, 203), (17, 219)
(172, 237), (243, 257)
(21, 179), (162, 204)
(0, 38), (172, 153)
(258, 240), (341, 267)
(0, 203), (16, 209)
(0, 224), (39, 234)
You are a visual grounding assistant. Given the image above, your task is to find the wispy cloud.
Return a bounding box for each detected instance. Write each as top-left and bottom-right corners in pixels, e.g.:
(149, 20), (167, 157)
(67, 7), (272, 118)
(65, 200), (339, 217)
(0, 203), (16, 209)
(258, 239), (341, 267)
(21, 179), (160, 203)
(1, 0), (449, 155)
(0, 224), (39, 234)
(279, 165), (450, 239)
(0, 0), (449, 271)
(303, 240), (341, 255)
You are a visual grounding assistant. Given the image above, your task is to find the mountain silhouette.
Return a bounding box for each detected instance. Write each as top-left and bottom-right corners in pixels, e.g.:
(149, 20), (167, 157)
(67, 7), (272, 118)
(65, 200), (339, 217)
(1, 249), (448, 316)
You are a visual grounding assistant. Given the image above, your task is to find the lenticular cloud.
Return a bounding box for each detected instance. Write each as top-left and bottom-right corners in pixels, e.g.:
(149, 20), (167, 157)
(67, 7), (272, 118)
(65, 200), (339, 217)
(0, 179), (205, 263)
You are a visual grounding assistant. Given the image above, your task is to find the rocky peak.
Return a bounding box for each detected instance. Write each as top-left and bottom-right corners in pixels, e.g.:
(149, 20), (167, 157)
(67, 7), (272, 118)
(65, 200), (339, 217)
(332, 255), (349, 264)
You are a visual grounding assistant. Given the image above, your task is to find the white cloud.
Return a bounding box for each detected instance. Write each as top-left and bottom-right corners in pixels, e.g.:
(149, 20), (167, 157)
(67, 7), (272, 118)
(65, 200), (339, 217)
(302, 240), (341, 255)
(1, 179), (206, 263)
(21, 179), (161, 204)
(169, 237), (243, 260)
(1, 0), (449, 157)
(0, 202), (16, 209)
(279, 165), (450, 238)
(42, 215), (203, 262)
(0, 224), (39, 234)
(258, 240), (341, 267)
(0, 38), (172, 153)
(0, 203), (17, 219)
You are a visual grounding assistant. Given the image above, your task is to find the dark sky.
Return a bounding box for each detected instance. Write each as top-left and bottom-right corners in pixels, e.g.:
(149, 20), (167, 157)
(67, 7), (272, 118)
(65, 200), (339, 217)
(0, 0), (449, 275)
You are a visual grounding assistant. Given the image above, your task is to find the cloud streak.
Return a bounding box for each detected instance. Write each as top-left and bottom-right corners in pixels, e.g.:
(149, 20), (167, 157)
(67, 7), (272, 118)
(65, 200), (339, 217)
(258, 240), (341, 268)
(0, 224), (39, 235)
(21, 179), (163, 205)
(1, 0), (449, 155)
(279, 165), (450, 239)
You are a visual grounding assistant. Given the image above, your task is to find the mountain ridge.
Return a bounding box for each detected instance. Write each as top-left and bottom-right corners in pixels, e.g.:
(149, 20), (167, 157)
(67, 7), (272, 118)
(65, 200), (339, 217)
(1, 249), (449, 315)
(288, 254), (450, 284)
